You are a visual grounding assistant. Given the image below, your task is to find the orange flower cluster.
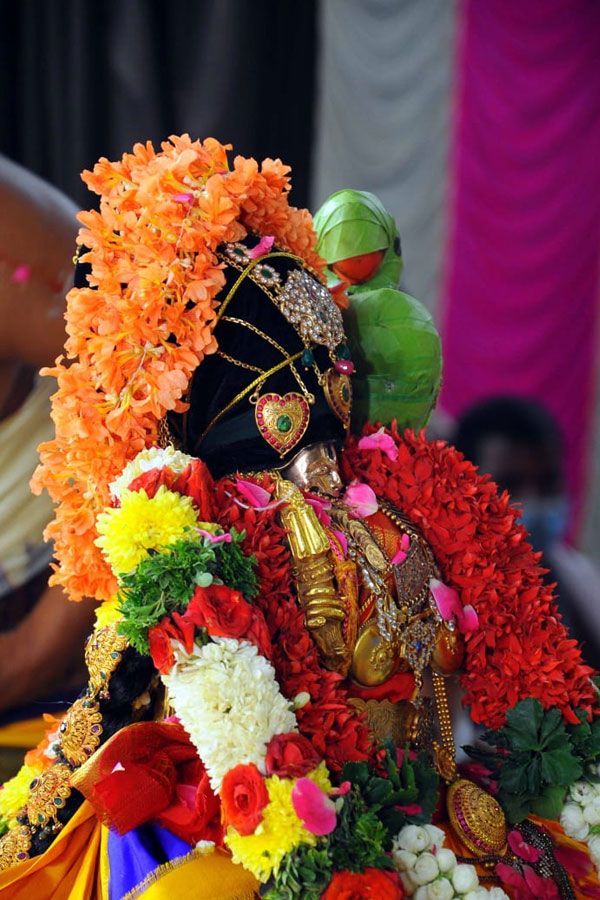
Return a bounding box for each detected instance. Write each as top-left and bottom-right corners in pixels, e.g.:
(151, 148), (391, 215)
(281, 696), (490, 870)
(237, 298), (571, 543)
(341, 425), (597, 729)
(31, 135), (324, 602)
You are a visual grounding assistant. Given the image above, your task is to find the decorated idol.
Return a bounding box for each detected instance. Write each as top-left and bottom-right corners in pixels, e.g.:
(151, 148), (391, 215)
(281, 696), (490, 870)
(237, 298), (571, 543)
(0, 136), (598, 900)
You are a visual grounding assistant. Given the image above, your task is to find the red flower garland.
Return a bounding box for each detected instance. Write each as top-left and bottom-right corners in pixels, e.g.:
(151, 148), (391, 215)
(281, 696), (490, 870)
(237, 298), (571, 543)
(213, 475), (370, 772)
(341, 425), (596, 729)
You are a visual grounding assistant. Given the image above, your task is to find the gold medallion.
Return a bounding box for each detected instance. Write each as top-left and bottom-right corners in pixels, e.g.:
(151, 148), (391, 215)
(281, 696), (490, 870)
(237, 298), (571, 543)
(447, 778), (507, 856)
(323, 368), (352, 427)
(254, 391), (310, 457)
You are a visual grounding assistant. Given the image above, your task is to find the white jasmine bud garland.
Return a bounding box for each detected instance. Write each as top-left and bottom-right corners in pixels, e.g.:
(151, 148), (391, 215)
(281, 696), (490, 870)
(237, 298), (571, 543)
(451, 864), (479, 894)
(162, 637), (298, 792)
(560, 776), (600, 875)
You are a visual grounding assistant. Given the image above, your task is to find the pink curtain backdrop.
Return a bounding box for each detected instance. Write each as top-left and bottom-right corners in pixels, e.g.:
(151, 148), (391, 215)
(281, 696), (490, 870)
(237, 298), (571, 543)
(440, 0), (600, 531)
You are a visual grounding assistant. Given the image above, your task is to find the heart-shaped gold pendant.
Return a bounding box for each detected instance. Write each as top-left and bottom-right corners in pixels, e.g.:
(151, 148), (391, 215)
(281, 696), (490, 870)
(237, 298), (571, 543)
(255, 391), (310, 457)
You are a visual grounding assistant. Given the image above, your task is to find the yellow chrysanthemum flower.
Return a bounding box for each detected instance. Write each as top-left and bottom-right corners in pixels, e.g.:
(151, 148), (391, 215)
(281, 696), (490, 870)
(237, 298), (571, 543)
(225, 763), (332, 882)
(94, 594), (123, 628)
(95, 485), (199, 575)
(0, 762), (44, 829)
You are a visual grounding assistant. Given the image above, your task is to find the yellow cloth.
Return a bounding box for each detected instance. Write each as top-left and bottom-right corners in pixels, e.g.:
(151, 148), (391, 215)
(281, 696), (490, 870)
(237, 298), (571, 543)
(0, 798), (259, 900)
(0, 716), (48, 749)
(123, 848), (258, 900)
(0, 799), (102, 899)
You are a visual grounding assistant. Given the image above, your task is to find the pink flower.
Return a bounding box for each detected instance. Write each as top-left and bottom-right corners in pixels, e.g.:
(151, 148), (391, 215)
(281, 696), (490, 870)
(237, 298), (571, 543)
(291, 777), (337, 836)
(495, 862), (534, 900)
(246, 235), (275, 259)
(358, 428), (399, 462)
(343, 481), (378, 518)
(508, 830), (541, 863)
(331, 529), (348, 556)
(11, 264), (30, 284)
(430, 578), (479, 633)
(330, 781), (351, 796)
(174, 192), (193, 203)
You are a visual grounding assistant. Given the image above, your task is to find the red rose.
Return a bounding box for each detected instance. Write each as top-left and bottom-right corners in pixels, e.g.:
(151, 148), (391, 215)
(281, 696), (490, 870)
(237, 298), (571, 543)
(244, 607), (273, 659)
(220, 763), (269, 835)
(321, 868), (404, 900)
(172, 459), (214, 520)
(148, 622), (176, 674)
(158, 768), (223, 846)
(265, 733), (320, 778)
(184, 584), (253, 640)
(127, 466), (176, 498)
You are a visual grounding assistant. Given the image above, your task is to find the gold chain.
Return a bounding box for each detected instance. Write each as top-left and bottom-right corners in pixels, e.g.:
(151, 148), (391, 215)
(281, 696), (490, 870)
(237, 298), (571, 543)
(216, 350), (264, 374)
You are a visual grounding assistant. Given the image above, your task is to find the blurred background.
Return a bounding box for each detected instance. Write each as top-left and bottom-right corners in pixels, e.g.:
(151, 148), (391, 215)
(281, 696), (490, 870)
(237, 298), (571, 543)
(0, 0), (599, 561)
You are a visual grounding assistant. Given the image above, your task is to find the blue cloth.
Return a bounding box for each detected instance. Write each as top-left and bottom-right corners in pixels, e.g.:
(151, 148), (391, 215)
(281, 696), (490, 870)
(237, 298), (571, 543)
(108, 822), (193, 900)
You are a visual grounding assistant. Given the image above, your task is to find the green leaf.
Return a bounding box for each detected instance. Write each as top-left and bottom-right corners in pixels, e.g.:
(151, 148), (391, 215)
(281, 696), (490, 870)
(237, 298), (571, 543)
(540, 749), (582, 787)
(531, 784), (568, 820)
(505, 698), (544, 750)
(341, 761), (370, 788)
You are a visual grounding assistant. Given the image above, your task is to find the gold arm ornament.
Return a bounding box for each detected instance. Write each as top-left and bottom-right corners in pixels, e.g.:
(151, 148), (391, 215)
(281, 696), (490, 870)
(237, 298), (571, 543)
(274, 477), (352, 674)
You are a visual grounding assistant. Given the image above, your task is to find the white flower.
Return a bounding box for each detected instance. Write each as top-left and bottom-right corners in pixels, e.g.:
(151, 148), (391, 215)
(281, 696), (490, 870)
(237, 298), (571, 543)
(393, 849), (418, 871)
(413, 853), (440, 885)
(414, 887), (429, 900)
(464, 889), (489, 900)
(399, 871), (416, 894)
(424, 823), (447, 850)
(436, 848), (457, 873)
(569, 781), (598, 806)
(427, 878), (454, 900)
(561, 801), (590, 841)
(487, 890), (511, 900)
(110, 446), (194, 499)
(397, 825), (432, 853)
(583, 796), (600, 825)
(162, 638), (297, 791)
(451, 863), (479, 893)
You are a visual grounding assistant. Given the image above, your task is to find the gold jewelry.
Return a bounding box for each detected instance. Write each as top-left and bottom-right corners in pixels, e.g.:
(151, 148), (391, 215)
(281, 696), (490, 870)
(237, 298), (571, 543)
(85, 624), (129, 700)
(0, 825), (31, 869)
(217, 349), (265, 374)
(195, 349), (305, 450)
(217, 248), (306, 320)
(26, 763), (72, 828)
(58, 697), (103, 767)
(220, 316), (315, 403)
(254, 391), (311, 457)
(323, 368), (352, 427)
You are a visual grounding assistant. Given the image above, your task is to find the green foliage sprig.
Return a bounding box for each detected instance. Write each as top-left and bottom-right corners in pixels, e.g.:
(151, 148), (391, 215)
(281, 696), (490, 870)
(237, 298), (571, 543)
(118, 528), (258, 654)
(464, 697), (592, 823)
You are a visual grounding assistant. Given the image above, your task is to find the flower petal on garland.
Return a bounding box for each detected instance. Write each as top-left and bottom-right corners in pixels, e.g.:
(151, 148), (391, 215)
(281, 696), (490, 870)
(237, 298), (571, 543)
(291, 776), (336, 836)
(358, 427), (399, 462)
(343, 481), (378, 518)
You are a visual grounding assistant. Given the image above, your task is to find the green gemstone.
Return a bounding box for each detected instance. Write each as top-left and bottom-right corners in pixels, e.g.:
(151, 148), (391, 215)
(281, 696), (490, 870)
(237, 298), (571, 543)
(234, 247), (245, 256)
(342, 384), (350, 403)
(260, 267), (272, 278)
(301, 349), (314, 367)
(276, 414), (292, 433)
(337, 343), (351, 360)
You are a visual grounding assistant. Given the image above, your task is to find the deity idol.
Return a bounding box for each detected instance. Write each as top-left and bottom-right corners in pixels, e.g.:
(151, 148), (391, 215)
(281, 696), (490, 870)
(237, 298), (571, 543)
(0, 137), (597, 900)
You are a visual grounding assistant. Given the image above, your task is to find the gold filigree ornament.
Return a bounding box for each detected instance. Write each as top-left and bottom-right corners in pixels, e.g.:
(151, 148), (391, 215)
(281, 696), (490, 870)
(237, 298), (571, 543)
(323, 368), (352, 428)
(26, 763), (72, 829)
(0, 825), (32, 869)
(447, 778), (508, 857)
(254, 391), (310, 457)
(58, 697), (103, 767)
(85, 623), (129, 699)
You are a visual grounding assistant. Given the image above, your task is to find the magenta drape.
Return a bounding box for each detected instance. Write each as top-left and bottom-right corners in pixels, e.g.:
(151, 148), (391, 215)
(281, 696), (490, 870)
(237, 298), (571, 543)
(440, 0), (600, 530)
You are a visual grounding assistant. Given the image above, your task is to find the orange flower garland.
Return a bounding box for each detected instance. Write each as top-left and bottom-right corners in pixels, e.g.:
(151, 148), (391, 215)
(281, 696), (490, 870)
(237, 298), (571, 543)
(31, 135), (325, 602)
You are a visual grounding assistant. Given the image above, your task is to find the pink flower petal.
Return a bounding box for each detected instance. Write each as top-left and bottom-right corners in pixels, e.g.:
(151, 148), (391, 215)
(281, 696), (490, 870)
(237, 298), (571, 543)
(400, 533), (411, 551)
(358, 428), (399, 462)
(396, 803), (423, 815)
(304, 494), (332, 527)
(111, 761), (125, 773)
(343, 481), (378, 518)
(246, 235), (275, 259)
(330, 781), (351, 796)
(235, 478), (272, 508)
(508, 830), (542, 863)
(174, 192), (193, 203)
(391, 549), (407, 565)
(291, 778), (337, 836)
(195, 528), (233, 544)
(457, 603), (479, 633)
(11, 264), (31, 284)
(332, 529), (348, 556)
(430, 578), (462, 621)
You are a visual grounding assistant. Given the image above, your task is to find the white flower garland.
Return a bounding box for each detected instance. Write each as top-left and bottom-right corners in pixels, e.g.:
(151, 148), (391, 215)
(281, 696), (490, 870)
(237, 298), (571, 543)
(392, 824), (510, 900)
(560, 771), (600, 876)
(162, 637), (298, 792)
